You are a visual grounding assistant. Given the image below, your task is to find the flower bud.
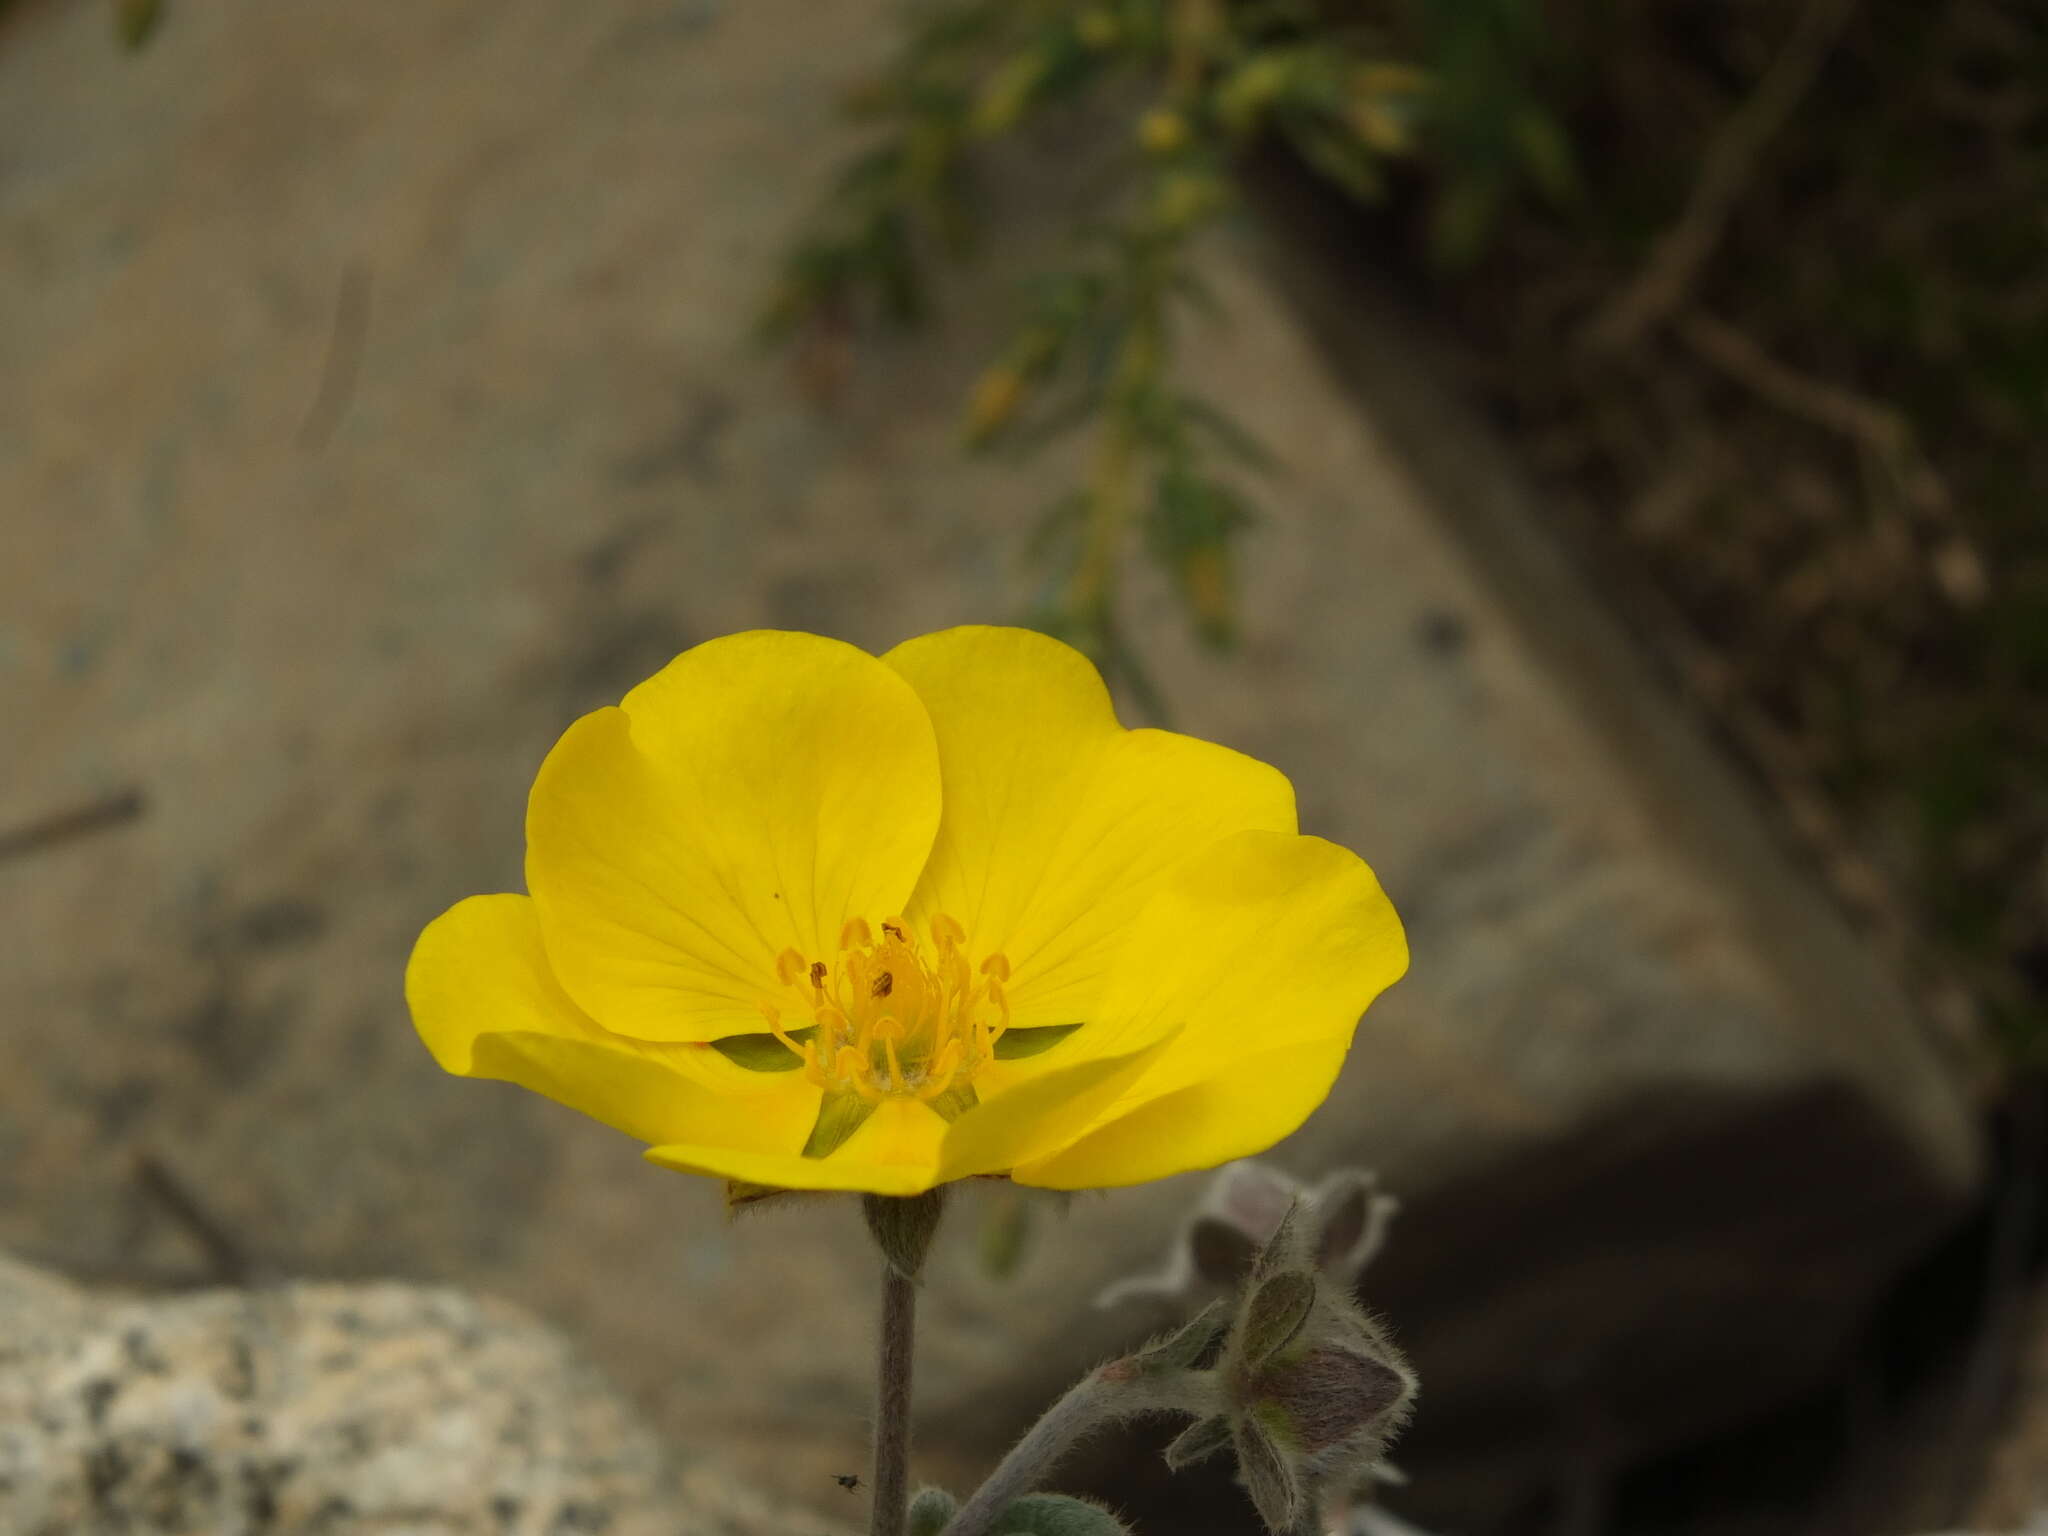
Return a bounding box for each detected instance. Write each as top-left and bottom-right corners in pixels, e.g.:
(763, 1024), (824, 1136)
(1209, 1206), (1418, 1534)
(1096, 1160), (1399, 1309)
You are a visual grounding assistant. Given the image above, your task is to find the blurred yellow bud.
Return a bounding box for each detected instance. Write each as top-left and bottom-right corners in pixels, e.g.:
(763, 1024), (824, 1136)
(1350, 101), (1411, 155)
(1349, 63), (1431, 154)
(972, 51), (1052, 137)
(963, 367), (1024, 444)
(1216, 54), (1292, 134)
(1138, 108), (1191, 155)
(1076, 8), (1119, 49)
(1180, 546), (1234, 642)
(1152, 171), (1226, 231)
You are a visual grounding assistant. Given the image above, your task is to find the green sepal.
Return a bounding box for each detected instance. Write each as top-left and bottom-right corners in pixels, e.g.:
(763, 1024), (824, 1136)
(989, 1493), (1131, 1536)
(907, 1486), (958, 1536)
(925, 1081), (980, 1123)
(1134, 1297), (1230, 1372)
(1240, 1271), (1316, 1369)
(710, 1028), (816, 1071)
(1250, 1199), (1306, 1281)
(1235, 1419), (1304, 1535)
(862, 1190), (947, 1279)
(1163, 1414), (1234, 1472)
(993, 1023), (1083, 1059)
(804, 1091), (880, 1159)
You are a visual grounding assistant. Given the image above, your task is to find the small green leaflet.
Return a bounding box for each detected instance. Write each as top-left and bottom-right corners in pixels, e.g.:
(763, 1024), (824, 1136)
(710, 1027), (815, 1071)
(993, 1023), (1083, 1059)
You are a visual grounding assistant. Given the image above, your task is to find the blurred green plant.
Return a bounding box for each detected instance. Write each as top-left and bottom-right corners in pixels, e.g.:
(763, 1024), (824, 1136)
(762, 0), (1571, 703)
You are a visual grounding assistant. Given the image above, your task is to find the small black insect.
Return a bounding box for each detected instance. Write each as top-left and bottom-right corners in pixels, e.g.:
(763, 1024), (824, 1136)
(835, 1474), (863, 1493)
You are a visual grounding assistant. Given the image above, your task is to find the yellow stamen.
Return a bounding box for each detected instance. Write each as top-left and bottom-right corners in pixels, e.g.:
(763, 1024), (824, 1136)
(916, 1039), (964, 1099)
(763, 915), (1011, 1109)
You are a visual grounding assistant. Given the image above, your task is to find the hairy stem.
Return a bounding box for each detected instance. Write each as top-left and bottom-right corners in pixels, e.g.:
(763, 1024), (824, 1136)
(871, 1261), (918, 1536)
(945, 1361), (1217, 1536)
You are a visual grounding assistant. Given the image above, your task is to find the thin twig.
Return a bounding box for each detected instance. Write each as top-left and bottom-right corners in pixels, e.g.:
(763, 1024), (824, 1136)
(1582, 0), (1861, 350)
(133, 1150), (255, 1285)
(1674, 308), (1985, 603)
(0, 787), (146, 865)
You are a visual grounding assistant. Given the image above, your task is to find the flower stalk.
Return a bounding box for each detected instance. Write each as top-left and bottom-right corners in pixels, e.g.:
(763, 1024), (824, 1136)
(945, 1360), (1222, 1536)
(872, 1259), (919, 1536)
(865, 1191), (947, 1536)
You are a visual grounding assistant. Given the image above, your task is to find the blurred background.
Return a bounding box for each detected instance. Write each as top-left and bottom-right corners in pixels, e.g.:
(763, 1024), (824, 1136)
(2, 1), (2043, 1533)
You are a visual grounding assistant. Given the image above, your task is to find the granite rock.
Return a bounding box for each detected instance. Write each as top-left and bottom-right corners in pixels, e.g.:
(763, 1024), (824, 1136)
(0, 1253), (844, 1536)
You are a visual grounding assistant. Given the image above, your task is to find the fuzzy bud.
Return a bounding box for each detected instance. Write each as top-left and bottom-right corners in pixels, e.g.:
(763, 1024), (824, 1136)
(1209, 1205), (1417, 1534)
(1096, 1161), (1399, 1311)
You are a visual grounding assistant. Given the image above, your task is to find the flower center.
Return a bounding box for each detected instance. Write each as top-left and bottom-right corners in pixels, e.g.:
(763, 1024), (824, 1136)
(758, 915), (1011, 1104)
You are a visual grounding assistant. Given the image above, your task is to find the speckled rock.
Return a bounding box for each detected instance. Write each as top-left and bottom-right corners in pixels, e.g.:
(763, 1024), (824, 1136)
(0, 1254), (836, 1536)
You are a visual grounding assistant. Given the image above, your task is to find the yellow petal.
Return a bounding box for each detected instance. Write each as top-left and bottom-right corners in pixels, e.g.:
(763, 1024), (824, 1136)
(937, 1029), (1180, 1180)
(647, 1097), (944, 1195)
(526, 632), (942, 1041)
(883, 626), (1295, 1029)
(1012, 831), (1406, 1188)
(1013, 1038), (1349, 1189)
(406, 894), (820, 1150)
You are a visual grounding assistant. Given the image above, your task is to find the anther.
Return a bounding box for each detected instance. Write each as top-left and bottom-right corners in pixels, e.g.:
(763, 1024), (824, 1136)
(881, 918), (908, 943)
(809, 960), (828, 992)
(840, 917), (872, 950)
(932, 914), (966, 949)
(980, 953), (1011, 982)
(871, 970), (894, 998)
(776, 949), (808, 986)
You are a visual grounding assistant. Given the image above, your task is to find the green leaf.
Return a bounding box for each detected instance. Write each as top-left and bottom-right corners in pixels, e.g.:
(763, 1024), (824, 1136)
(989, 1493), (1131, 1536)
(1510, 107), (1579, 205)
(908, 1487), (958, 1536)
(709, 1028), (815, 1072)
(803, 1091), (881, 1159)
(1239, 1271), (1316, 1368)
(993, 1023), (1083, 1059)
(1163, 1414), (1234, 1472)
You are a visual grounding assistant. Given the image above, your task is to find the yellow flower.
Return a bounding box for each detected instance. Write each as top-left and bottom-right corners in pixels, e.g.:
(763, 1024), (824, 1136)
(406, 628), (1406, 1195)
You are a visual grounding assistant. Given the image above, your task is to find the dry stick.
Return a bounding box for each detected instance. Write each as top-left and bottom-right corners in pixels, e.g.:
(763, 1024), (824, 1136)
(1676, 309), (1908, 453)
(1674, 308), (1986, 604)
(1581, 0), (1862, 351)
(870, 1262), (917, 1536)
